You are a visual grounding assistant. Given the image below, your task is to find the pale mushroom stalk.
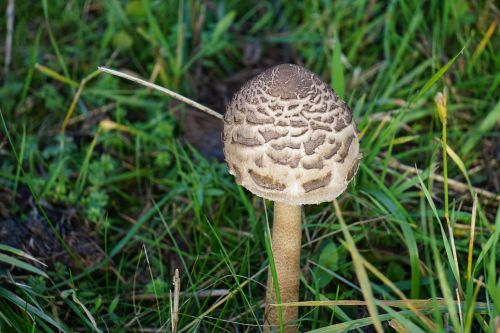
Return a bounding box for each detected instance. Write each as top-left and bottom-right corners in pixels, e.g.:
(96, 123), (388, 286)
(223, 64), (361, 331)
(265, 202), (302, 331)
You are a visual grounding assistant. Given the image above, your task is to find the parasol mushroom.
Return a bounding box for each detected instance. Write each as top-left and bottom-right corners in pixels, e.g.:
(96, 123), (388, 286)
(223, 64), (361, 331)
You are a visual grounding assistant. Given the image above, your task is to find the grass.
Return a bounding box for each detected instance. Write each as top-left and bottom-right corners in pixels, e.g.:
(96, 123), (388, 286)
(0, 0), (499, 332)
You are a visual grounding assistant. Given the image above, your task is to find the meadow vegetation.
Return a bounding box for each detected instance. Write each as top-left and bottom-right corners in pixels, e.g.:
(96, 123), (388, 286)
(0, 1), (499, 332)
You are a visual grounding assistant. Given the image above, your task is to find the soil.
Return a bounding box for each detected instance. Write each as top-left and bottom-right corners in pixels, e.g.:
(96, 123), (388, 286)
(0, 187), (103, 270)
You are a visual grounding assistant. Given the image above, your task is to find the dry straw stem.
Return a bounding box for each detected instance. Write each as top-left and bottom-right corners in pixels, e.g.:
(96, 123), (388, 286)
(134, 289), (229, 301)
(277, 299), (489, 311)
(472, 18), (498, 63)
(61, 69), (101, 134)
(35, 63), (78, 87)
(467, 194), (478, 281)
(360, 256), (436, 330)
(389, 319), (410, 333)
(98, 67), (223, 120)
(171, 269), (180, 333)
(456, 288), (463, 327)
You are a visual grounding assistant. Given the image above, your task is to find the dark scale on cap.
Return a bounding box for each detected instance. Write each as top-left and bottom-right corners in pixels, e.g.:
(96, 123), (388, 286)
(261, 64), (321, 100)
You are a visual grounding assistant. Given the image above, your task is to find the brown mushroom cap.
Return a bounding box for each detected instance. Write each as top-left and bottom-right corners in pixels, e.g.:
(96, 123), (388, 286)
(223, 64), (361, 205)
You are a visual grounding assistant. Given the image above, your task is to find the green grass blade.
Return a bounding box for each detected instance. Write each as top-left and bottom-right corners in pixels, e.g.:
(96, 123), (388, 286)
(307, 309), (415, 333)
(461, 100), (500, 154)
(0, 244), (46, 267)
(362, 165), (421, 299)
(264, 214), (284, 332)
(411, 46), (465, 104)
(330, 38), (345, 100)
(417, 173), (461, 332)
(41, 0), (70, 79)
(0, 253), (47, 277)
(333, 200), (383, 333)
(109, 195), (170, 257)
(0, 287), (66, 331)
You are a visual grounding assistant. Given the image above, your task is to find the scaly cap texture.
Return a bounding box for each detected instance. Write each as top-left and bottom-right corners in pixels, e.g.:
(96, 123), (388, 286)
(223, 64), (361, 205)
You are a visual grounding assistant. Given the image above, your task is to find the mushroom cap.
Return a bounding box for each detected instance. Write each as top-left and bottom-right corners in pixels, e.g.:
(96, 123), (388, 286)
(223, 64), (361, 205)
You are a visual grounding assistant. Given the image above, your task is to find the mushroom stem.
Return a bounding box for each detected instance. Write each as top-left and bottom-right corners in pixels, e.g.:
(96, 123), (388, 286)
(265, 202), (302, 332)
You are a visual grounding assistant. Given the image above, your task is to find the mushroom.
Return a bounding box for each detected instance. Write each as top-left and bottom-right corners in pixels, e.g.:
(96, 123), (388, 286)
(223, 64), (361, 331)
